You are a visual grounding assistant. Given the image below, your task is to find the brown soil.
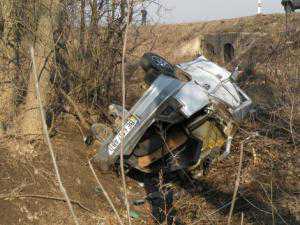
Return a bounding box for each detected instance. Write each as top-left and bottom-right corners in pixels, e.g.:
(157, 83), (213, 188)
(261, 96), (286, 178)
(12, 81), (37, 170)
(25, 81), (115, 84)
(0, 121), (150, 225)
(1, 119), (298, 225)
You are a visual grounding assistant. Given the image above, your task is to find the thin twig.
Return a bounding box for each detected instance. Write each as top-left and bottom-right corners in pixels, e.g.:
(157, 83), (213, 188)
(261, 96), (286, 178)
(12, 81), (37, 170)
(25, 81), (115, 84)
(60, 89), (89, 130)
(227, 142), (244, 225)
(30, 46), (80, 225)
(237, 191), (272, 215)
(208, 200), (234, 217)
(191, 199), (237, 224)
(271, 164), (275, 225)
(240, 212), (244, 225)
(120, 1), (133, 225)
(88, 160), (124, 225)
(0, 194), (96, 214)
(258, 181), (289, 225)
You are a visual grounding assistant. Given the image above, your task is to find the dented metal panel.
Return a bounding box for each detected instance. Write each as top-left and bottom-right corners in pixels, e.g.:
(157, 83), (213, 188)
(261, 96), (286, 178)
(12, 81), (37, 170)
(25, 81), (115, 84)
(177, 56), (246, 109)
(174, 81), (209, 118)
(177, 56), (231, 82)
(101, 75), (183, 158)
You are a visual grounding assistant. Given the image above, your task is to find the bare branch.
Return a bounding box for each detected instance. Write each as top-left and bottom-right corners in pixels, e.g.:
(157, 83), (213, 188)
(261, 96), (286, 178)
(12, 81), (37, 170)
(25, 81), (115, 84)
(30, 46), (80, 225)
(120, 1), (133, 224)
(88, 160), (124, 225)
(227, 142), (244, 225)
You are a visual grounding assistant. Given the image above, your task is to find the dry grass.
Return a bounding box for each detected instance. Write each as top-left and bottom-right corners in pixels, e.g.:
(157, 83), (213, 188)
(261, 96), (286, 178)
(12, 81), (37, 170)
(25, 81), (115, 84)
(125, 13), (300, 225)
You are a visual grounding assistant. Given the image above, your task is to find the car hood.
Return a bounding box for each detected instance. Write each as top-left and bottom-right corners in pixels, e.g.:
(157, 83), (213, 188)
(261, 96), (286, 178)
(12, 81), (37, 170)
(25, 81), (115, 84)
(177, 56), (242, 108)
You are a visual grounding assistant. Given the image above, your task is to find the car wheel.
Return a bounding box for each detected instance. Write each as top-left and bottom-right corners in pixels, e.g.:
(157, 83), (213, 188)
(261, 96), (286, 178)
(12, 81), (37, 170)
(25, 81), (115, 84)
(140, 52), (175, 77)
(284, 3), (293, 13)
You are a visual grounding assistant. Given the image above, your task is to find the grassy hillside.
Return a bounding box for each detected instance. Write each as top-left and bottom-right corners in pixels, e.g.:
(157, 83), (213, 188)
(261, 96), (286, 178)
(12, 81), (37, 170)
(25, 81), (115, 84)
(127, 13), (300, 224)
(130, 13), (300, 61)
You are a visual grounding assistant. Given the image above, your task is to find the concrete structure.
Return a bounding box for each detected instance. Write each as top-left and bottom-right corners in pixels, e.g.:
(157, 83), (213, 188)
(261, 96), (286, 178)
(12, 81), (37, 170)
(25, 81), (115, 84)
(201, 32), (247, 64)
(177, 32), (264, 64)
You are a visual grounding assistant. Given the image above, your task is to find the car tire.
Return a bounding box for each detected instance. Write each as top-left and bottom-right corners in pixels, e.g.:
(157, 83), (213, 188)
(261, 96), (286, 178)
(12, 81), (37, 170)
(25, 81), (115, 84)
(140, 52), (175, 77)
(284, 3), (293, 13)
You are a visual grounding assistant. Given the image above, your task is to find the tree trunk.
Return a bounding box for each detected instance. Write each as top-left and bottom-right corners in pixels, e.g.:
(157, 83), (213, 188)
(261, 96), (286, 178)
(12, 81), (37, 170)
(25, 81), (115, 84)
(90, 0), (99, 44)
(0, 3), (4, 37)
(20, 0), (61, 138)
(0, 1), (16, 134)
(80, 0), (85, 54)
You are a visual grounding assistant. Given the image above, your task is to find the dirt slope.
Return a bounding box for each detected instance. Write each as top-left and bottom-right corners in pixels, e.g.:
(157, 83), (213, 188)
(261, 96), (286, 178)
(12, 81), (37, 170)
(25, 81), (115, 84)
(0, 120), (150, 225)
(130, 13), (300, 61)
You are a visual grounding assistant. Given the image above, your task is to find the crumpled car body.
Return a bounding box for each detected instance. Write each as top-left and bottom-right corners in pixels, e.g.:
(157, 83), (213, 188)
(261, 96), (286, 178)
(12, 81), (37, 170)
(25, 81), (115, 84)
(94, 55), (252, 174)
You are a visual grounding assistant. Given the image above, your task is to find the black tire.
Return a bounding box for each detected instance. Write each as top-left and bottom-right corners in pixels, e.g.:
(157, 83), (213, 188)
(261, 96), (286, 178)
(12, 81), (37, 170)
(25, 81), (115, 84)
(284, 3), (293, 13)
(140, 52), (175, 77)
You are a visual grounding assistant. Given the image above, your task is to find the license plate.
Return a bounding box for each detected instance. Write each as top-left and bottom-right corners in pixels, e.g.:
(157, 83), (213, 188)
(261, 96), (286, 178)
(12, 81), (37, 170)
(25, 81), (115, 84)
(108, 115), (139, 155)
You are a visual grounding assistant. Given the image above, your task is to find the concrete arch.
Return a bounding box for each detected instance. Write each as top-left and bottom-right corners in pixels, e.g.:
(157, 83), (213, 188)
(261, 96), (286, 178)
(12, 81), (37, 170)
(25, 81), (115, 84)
(177, 32), (263, 62)
(224, 43), (235, 63)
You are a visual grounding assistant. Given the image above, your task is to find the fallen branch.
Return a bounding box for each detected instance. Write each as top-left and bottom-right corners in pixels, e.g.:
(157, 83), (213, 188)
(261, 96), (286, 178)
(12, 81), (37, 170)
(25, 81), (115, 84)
(227, 142), (244, 225)
(191, 199), (238, 224)
(88, 160), (124, 225)
(60, 89), (89, 130)
(0, 194), (96, 215)
(120, 1), (133, 225)
(240, 212), (244, 225)
(30, 46), (80, 225)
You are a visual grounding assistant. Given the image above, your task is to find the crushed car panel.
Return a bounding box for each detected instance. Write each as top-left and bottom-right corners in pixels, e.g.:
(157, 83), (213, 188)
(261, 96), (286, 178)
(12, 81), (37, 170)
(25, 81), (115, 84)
(94, 53), (252, 174)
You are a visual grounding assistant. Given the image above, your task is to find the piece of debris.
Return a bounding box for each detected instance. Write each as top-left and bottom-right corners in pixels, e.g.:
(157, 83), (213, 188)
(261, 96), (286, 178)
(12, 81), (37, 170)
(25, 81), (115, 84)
(129, 209), (140, 219)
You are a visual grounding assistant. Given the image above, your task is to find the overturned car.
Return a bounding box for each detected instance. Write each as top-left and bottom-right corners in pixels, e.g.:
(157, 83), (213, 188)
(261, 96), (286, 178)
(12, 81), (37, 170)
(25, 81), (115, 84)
(92, 53), (252, 176)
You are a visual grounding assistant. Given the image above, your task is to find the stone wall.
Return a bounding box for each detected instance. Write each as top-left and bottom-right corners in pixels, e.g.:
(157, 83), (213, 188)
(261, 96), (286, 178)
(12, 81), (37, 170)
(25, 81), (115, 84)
(178, 32), (263, 64)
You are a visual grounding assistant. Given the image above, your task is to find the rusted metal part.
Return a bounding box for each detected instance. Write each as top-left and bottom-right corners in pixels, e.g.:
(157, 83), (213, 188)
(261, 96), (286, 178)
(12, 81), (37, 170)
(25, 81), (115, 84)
(138, 129), (188, 168)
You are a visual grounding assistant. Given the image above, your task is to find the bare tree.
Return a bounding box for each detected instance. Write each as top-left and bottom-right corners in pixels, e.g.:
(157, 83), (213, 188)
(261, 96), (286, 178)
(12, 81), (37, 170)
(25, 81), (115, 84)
(0, 1), (18, 133)
(0, 0), (156, 140)
(80, 0), (86, 54)
(21, 0), (63, 138)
